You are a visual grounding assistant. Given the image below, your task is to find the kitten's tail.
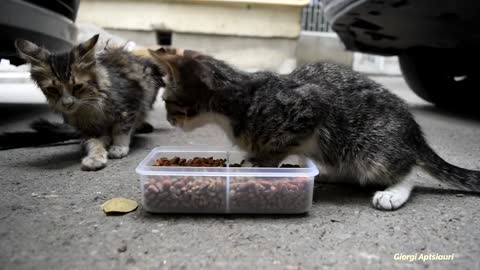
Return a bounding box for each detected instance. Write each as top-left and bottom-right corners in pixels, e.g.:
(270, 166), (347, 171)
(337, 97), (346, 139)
(418, 143), (480, 192)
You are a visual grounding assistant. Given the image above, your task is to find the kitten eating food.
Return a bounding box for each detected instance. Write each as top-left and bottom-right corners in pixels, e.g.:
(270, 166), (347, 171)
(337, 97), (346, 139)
(15, 35), (164, 171)
(148, 48), (480, 211)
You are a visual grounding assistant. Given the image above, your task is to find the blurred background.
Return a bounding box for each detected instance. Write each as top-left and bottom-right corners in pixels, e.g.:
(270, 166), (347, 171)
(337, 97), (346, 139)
(0, 0), (401, 105)
(73, 0), (399, 74)
(1, 0), (479, 116)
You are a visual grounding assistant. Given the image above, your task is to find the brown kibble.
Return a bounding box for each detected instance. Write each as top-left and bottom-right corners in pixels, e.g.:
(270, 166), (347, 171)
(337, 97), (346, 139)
(144, 175), (309, 213)
(193, 158), (201, 165)
(152, 157), (227, 167)
(171, 157), (180, 164)
(147, 184), (159, 193)
(155, 182), (164, 192)
(145, 157), (309, 213)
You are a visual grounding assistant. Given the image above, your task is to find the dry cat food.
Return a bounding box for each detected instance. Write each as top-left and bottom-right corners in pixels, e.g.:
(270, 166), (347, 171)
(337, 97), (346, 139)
(228, 177), (311, 212)
(154, 157), (226, 167)
(142, 176), (310, 213)
(136, 147), (318, 214)
(154, 157), (299, 168)
(143, 176), (226, 212)
(141, 156), (311, 213)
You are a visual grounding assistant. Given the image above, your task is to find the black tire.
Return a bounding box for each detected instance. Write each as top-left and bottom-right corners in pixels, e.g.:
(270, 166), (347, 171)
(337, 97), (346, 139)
(0, 0), (78, 64)
(399, 49), (477, 110)
(24, 0), (80, 21)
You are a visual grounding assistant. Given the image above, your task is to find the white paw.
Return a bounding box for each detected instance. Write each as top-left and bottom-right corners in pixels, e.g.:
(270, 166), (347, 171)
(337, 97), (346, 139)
(81, 156), (107, 171)
(372, 190), (408, 211)
(108, 145), (129, 159)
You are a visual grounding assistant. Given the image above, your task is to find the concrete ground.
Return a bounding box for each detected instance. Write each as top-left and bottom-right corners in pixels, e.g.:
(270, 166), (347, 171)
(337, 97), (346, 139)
(0, 76), (479, 270)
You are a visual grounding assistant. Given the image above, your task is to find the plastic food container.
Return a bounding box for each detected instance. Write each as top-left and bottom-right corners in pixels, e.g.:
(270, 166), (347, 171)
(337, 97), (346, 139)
(136, 146), (319, 214)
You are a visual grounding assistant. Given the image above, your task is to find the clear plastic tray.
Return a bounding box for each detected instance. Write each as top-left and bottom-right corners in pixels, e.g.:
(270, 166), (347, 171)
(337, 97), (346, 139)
(136, 146), (319, 214)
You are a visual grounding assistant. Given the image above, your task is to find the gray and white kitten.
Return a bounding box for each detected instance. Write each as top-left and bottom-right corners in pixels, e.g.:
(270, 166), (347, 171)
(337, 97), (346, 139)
(15, 35), (163, 171)
(149, 48), (480, 211)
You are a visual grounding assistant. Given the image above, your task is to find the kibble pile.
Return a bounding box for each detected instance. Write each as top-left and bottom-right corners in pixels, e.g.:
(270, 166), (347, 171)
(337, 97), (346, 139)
(142, 157), (311, 213)
(144, 176), (226, 212)
(154, 157), (226, 167)
(228, 177), (310, 212)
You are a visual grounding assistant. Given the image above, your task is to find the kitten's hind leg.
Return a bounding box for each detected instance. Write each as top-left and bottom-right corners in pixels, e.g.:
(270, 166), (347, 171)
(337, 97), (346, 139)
(82, 136), (110, 171)
(372, 178), (414, 211)
(108, 125), (132, 159)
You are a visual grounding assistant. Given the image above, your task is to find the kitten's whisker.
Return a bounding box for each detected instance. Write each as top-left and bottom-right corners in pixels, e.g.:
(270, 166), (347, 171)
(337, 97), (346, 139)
(31, 73), (52, 81)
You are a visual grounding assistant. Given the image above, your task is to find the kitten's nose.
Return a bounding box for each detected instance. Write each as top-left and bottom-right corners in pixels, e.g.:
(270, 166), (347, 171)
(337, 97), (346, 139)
(62, 97), (74, 108)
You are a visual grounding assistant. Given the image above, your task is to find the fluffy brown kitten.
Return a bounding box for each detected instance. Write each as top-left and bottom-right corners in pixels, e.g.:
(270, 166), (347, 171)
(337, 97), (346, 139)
(148, 48), (480, 211)
(15, 35), (163, 171)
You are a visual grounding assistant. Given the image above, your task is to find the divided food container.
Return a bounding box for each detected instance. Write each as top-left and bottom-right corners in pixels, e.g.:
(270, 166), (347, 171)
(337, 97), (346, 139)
(136, 146), (319, 214)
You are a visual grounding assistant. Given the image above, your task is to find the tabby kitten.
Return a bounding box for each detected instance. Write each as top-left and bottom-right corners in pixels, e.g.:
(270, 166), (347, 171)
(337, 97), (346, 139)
(15, 35), (163, 171)
(149, 48), (480, 210)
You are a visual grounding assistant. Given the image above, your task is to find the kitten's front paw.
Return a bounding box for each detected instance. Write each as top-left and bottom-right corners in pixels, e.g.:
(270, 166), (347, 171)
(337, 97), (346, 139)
(108, 145), (129, 159)
(81, 156), (107, 171)
(372, 190), (407, 211)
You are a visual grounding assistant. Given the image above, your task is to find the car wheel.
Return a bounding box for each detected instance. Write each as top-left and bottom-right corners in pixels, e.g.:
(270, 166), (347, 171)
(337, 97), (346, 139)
(24, 0), (80, 21)
(399, 49), (477, 109)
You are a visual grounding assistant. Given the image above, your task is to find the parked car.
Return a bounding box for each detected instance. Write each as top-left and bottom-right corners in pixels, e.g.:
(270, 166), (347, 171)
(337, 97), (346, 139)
(323, 0), (480, 109)
(0, 0), (79, 65)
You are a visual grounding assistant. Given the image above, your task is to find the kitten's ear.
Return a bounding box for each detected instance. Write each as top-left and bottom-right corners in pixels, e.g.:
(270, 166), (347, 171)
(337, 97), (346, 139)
(74, 34), (99, 67)
(183, 50), (202, 58)
(156, 47), (167, 54)
(179, 56), (214, 89)
(15, 39), (50, 64)
(149, 49), (213, 89)
(148, 49), (180, 84)
(156, 47), (201, 58)
(156, 47), (181, 55)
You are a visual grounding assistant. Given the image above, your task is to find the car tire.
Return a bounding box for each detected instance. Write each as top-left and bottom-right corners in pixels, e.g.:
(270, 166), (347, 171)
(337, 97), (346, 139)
(24, 0), (80, 21)
(399, 49), (477, 110)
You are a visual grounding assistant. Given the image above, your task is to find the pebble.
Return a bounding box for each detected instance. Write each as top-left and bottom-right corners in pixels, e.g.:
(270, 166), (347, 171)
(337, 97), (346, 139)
(117, 244), (127, 253)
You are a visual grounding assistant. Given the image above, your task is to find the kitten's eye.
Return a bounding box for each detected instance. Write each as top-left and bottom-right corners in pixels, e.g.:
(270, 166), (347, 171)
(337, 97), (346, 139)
(72, 84), (84, 93)
(45, 86), (59, 94)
